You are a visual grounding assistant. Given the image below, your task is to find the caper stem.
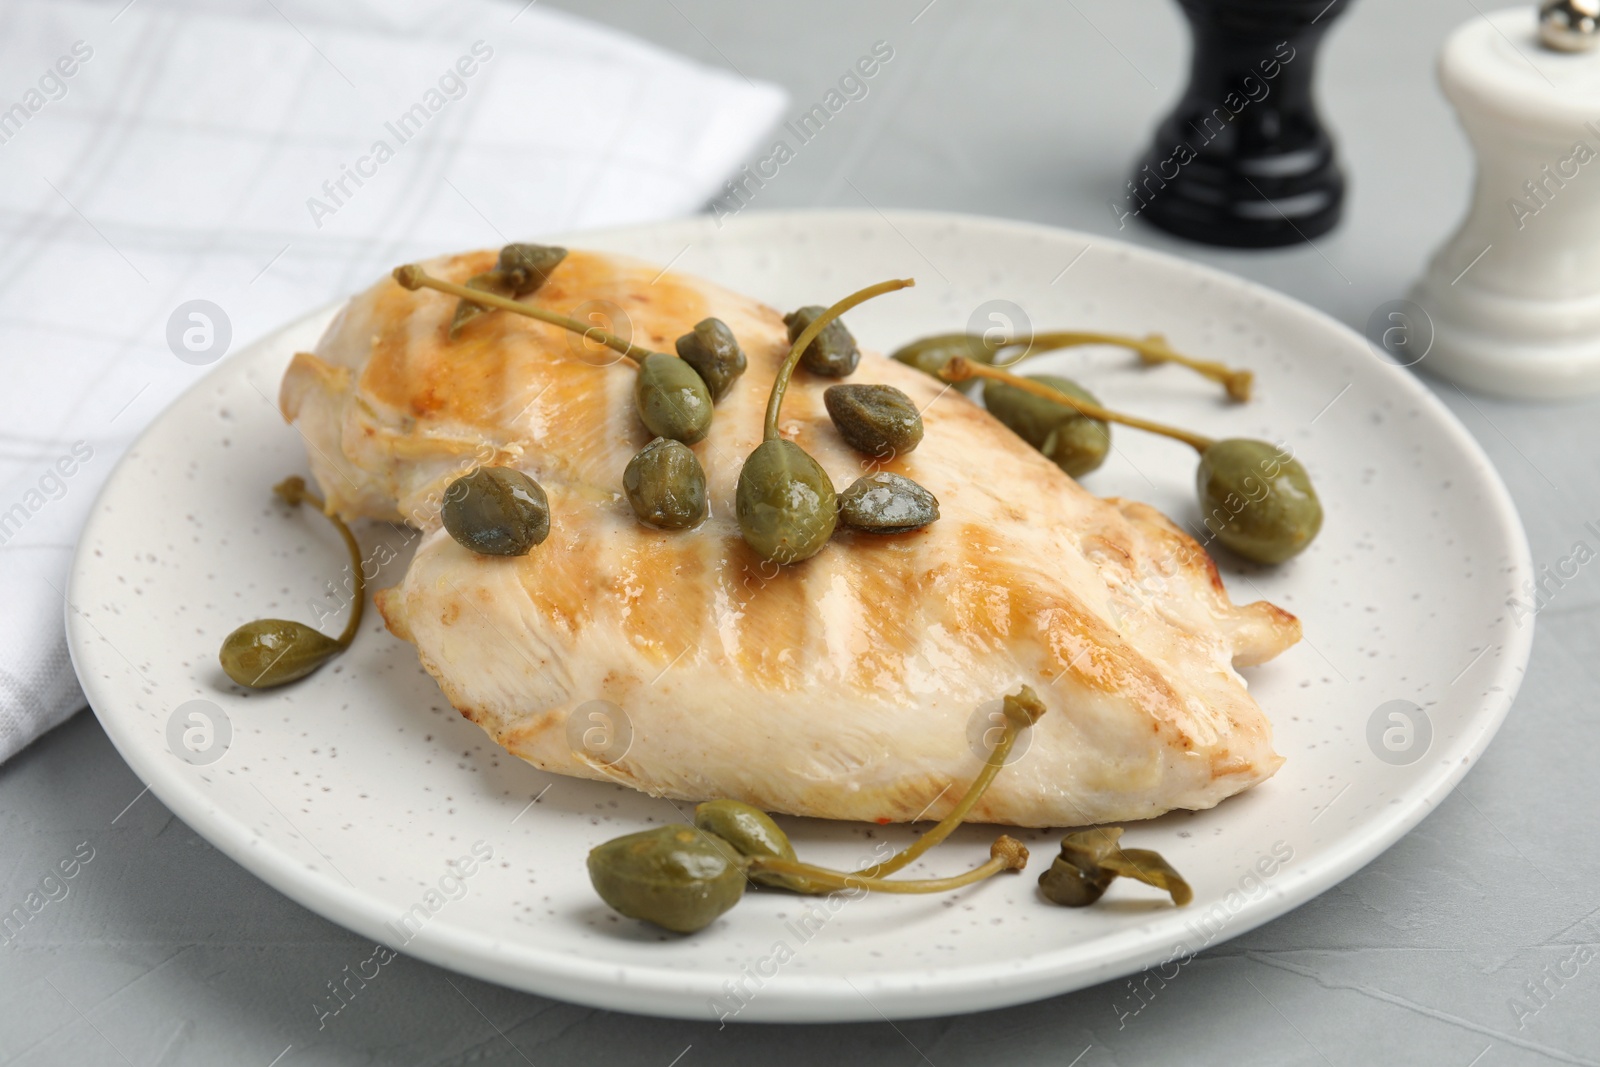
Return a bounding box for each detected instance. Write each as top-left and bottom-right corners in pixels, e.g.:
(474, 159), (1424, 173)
(942, 358), (1217, 453)
(392, 264), (652, 365)
(997, 331), (1253, 402)
(764, 278), (915, 441)
(273, 476), (364, 647)
(747, 851), (1015, 895)
(851, 689), (1037, 880)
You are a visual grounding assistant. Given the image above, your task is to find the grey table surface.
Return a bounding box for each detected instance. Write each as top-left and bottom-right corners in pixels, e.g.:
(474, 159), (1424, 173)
(4, 0), (1599, 1064)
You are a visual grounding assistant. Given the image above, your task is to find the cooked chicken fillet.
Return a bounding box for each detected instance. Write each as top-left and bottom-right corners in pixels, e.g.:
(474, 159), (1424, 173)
(280, 248), (1300, 828)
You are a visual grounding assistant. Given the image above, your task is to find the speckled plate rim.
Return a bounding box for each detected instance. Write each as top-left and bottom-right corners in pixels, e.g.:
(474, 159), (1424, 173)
(68, 209), (1535, 1022)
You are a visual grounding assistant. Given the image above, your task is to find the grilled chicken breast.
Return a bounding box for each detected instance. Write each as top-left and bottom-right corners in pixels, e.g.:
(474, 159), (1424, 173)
(280, 248), (1300, 828)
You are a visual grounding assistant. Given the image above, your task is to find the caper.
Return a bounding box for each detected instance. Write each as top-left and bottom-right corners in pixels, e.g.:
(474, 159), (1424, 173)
(636, 352), (713, 444)
(890, 332), (999, 394)
(675, 318), (747, 402)
(1039, 412), (1113, 478)
(1039, 828), (1191, 908)
(589, 687), (1052, 928)
(219, 476), (364, 689)
(449, 242), (567, 337)
(219, 619), (344, 688)
(739, 280), (911, 564)
(623, 438), (707, 530)
(783, 305), (860, 377)
(586, 825), (747, 933)
(497, 242), (568, 289)
(440, 466), (551, 556)
(1037, 828), (1120, 906)
(837, 472), (939, 534)
(693, 800), (795, 862)
(692, 799), (810, 891)
(823, 384), (924, 458)
(982, 374), (1110, 478)
(736, 439), (838, 564)
(1196, 438), (1322, 564)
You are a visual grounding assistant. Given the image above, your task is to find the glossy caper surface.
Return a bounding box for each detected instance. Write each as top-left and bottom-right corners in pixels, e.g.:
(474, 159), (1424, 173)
(636, 352), (714, 444)
(824, 384), (924, 458)
(587, 825), (747, 933)
(623, 438), (708, 530)
(440, 467), (551, 556)
(219, 619), (343, 688)
(695, 800), (815, 892)
(1196, 438), (1323, 564)
(889, 332), (996, 394)
(692, 801), (794, 861)
(982, 374), (1110, 478)
(675, 317), (747, 402)
(783, 305), (860, 377)
(735, 439), (837, 564)
(837, 472), (939, 534)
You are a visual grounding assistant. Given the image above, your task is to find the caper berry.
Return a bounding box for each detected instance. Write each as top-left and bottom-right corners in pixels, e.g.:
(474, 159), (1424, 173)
(623, 438), (708, 530)
(823, 384), (924, 458)
(219, 619), (344, 688)
(784, 305), (860, 377)
(692, 799), (810, 890)
(440, 467), (551, 556)
(1195, 438), (1322, 564)
(982, 374), (1110, 478)
(1039, 828), (1191, 908)
(837, 472), (939, 534)
(890, 332), (998, 394)
(587, 824), (747, 933)
(219, 476), (365, 689)
(735, 439), (837, 564)
(675, 318), (747, 402)
(693, 800), (795, 862)
(636, 352), (714, 444)
(497, 242), (568, 290)
(449, 243), (567, 337)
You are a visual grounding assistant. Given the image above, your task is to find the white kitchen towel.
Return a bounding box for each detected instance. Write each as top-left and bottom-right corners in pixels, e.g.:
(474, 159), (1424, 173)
(0, 0), (785, 763)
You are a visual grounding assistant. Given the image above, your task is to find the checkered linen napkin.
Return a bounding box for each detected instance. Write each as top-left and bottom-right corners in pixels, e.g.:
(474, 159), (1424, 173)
(0, 0), (785, 763)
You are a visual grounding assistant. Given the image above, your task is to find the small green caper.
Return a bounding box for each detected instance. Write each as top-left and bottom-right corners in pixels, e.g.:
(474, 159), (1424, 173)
(823, 384), (924, 458)
(497, 242), (568, 289)
(890, 332), (999, 394)
(449, 243), (567, 337)
(674, 318), (747, 402)
(1039, 828), (1192, 908)
(440, 467), (551, 556)
(219, 619), (344, 688)
(1038, 854), (1116, 907)
(784, 305), (860, 377)
(735, 439), (837, 563)
(623, 438), (708, 530)
(636, 352), (714, 444)
(837, 472), (939, 534)
(587, 824), (747, 933)
(982, 374), (1110, 478)
(692, 799), (809, 890)
(1196, 438), (1323, 564)
(219, 476), (365, 689)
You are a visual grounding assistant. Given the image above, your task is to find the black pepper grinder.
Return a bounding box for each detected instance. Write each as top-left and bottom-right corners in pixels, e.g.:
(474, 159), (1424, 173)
(1123, 0), (1353, 247)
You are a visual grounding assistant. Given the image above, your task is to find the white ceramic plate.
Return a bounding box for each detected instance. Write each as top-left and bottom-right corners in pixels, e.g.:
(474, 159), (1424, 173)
(67, 210), (1533, 1023)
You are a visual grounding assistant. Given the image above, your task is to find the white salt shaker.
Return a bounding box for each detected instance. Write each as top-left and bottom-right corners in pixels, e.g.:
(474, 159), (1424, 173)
(1410, 2), (1600, 399)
